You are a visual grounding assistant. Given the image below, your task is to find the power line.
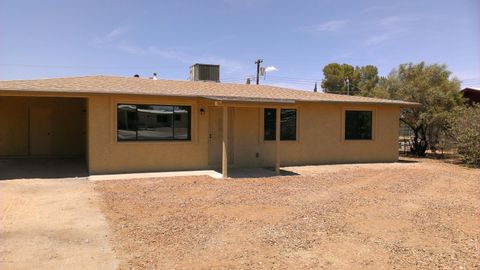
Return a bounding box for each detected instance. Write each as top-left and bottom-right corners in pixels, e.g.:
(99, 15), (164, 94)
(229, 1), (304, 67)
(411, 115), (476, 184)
(7, 62), (473, 90)
(265, 75), (321, 81)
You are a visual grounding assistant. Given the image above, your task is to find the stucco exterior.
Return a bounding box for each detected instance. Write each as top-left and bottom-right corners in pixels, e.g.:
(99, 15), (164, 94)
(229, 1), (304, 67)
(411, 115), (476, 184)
(0, 92), (400, 175)
(87, 94), (400, 174)
(87, 95), (207, 174)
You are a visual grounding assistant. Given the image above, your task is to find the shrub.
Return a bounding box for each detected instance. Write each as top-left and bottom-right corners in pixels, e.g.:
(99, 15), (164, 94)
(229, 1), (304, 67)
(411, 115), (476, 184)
(447, 104), (480, 167)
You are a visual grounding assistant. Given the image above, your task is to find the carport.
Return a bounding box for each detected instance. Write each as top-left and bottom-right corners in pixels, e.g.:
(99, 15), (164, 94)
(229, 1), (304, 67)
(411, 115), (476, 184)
(0, 96), (87, 179)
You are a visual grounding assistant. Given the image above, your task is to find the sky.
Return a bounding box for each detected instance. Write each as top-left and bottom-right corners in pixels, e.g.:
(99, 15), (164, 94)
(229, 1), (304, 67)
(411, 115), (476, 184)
(0, 0), (479, 90)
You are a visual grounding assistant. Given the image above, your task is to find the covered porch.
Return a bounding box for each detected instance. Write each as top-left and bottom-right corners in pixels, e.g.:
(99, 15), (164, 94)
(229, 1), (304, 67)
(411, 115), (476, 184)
(206, 98), (296, 178)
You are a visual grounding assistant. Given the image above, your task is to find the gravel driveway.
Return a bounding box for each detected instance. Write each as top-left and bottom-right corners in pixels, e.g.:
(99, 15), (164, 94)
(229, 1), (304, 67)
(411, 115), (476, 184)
(0, 179), (118, 270)
(95, 158), (480, 269)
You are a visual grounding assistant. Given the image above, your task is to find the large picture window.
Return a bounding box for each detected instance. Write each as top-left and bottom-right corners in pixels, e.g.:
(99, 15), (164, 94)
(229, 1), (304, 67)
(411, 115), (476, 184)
(264, 108), (297, 141)
(345, 110), (372, 140)
(117, 104), (191, 141)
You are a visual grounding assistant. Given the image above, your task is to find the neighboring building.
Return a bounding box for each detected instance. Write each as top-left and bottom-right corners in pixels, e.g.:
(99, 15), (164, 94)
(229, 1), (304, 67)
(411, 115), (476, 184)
(461, 87), (480, 105)
(0, 75), (417, 177)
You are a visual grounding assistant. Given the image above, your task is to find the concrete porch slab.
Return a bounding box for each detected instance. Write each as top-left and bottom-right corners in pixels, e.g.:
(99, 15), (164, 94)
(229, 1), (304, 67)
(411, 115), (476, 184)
(89, 167), (291, 181)
(216, 167), (281, 178)
(89, 170), (224, 181)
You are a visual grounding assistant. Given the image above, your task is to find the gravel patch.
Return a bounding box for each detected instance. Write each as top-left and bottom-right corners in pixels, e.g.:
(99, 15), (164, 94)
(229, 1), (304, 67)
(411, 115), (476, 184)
(95, 158), (480, 269)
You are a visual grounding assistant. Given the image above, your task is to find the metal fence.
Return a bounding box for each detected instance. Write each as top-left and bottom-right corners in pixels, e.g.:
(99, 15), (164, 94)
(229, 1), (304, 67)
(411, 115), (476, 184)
(398, 123), (457, 157)
(398, 123), (414, 154)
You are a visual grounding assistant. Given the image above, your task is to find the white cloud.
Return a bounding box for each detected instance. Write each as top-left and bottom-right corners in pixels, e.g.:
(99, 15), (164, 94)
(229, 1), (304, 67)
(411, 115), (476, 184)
(301, 20), (347, 33)
(362, 15), (417, 46)
(338, 52), (353, 59)
(362, 4), (399, 13)
(380, 16), (419, 25)
(363, 32), (394, 46)
(221, 0), (270, 8)
(265, 66), (278, 72)
(106, 27), (129, 39)
(93, 26), (129, 45)
(115, 44), (246, 74)
(93, 27), (248, 75)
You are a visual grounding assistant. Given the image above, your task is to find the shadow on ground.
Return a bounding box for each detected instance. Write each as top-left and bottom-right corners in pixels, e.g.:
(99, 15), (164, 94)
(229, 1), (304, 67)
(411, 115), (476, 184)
(214, 167), (299, 179)
(397, 158), (419, 163)
(0, 158), (88, 180)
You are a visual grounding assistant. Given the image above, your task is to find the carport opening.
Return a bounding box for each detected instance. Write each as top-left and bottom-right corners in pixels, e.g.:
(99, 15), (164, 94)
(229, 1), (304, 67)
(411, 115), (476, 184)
(0, 96), (87, 179)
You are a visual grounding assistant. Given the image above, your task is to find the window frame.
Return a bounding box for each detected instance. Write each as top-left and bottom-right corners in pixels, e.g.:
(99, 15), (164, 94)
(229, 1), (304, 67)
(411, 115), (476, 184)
(342, 108), (376, 142)
(116, 103), (192, 142)
(262, 107), (299, 142)
(263, 108), (277, 141)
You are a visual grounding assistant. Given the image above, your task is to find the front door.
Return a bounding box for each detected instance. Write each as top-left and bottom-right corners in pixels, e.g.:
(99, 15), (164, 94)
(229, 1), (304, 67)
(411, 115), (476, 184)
(29, 107), (53, 156)
(208, 107), (234, 166)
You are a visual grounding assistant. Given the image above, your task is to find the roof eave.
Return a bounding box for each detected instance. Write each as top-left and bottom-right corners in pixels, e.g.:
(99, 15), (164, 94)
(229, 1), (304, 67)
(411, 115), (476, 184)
(298, 99), (421, 107)
(201, 96), (296, 104)
(0, 87), (421, 107)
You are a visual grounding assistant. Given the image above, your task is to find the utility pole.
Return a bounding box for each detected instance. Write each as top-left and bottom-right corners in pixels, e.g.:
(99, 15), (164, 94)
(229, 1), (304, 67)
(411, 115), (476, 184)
(345, 78), (350, 95)
(255, 59), (263, 85)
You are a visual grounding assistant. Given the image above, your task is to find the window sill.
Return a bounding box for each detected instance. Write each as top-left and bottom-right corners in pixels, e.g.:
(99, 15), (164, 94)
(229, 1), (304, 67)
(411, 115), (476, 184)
(115, 140), (194, 145)
(262, 140), (300, 144)
(342, 139), (374, 143)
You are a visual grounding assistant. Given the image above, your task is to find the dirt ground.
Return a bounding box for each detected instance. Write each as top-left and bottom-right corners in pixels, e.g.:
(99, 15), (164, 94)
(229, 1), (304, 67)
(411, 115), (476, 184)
(0, 179), (117, 270)
(95, 158), (480, 269)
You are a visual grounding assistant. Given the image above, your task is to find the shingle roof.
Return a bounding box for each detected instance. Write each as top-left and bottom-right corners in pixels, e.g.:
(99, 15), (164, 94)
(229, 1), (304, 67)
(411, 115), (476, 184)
(461, 87), (480, 92)
(0, 75), (418, 106)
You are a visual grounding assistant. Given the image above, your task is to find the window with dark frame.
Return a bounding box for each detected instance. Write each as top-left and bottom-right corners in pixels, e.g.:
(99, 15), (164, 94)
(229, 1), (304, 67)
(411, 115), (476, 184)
(263, 108), (297, 141)
(345, 110), (372, 140)
(264, 108), (276, 140)
(280, 109), (297, 140)
(117, 104), (191, 141)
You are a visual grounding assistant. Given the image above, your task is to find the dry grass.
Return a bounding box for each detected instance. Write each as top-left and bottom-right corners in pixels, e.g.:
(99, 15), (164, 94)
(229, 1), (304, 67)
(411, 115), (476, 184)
(95, 158), (480, 269)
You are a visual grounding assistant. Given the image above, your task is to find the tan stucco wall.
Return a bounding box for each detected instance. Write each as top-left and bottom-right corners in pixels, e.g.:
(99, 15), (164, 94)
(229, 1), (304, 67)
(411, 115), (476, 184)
(87, 95), (400, 174)
(232, 103), (400, 167)
(0, 96), (86, 157)
(87, 95), (210, 174)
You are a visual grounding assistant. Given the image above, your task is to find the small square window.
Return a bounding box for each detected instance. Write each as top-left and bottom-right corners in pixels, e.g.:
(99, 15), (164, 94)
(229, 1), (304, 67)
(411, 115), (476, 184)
(345, 110), (372, 140)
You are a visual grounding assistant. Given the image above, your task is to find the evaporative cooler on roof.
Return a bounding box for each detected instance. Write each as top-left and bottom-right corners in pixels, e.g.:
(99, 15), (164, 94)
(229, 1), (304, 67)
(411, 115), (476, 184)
(189, 64), (220, 82)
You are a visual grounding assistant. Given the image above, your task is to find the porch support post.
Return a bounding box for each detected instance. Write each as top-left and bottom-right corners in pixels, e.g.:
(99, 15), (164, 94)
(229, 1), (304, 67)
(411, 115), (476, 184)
(275, 107), (281, 175)
(222, 105), (228, 178)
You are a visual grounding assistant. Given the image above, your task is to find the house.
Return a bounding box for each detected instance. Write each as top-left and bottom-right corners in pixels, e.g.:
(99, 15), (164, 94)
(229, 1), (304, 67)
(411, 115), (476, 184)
(0, 71), (417, 178)
(461, 87), (480, 105)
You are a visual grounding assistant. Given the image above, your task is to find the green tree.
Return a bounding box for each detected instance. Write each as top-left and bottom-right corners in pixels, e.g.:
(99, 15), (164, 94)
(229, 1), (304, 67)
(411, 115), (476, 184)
(375, 62), (463, 156)
(355, 65), (380, 97)
(321, 63), (379, 96)
(447, 104), (480, 167)
(321, 63), (354, 94)
(372, 75), (400, 99)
